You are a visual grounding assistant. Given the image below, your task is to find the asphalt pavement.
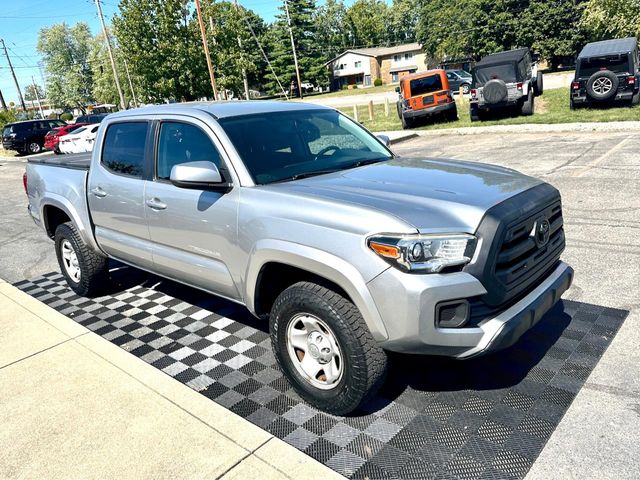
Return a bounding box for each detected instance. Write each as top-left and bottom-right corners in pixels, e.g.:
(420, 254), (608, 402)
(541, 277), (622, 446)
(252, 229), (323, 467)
(1, 128), (638, 478)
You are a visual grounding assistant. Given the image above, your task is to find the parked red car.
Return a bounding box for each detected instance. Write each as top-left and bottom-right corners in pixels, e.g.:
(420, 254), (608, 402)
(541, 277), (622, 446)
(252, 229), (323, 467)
(44, 123), (88, 154)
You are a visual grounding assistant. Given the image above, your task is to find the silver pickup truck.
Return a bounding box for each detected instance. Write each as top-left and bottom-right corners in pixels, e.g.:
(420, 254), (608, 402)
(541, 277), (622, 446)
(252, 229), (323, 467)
(25, 101), (573, 414)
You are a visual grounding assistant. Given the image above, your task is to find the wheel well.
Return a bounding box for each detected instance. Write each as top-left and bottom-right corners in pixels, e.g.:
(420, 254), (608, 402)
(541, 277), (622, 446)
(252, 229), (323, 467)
(43, 205), (71, 239)
(254, 262), (351, 318)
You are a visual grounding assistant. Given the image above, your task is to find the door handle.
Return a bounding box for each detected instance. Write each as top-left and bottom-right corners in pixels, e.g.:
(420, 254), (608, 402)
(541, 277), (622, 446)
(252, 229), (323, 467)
(146, 198), (167, 210)
(91, 186), (107, 198)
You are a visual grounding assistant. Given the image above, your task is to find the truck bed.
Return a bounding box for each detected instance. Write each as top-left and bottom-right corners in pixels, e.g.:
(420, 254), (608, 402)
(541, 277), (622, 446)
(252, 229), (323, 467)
(27, 152), (91, 170)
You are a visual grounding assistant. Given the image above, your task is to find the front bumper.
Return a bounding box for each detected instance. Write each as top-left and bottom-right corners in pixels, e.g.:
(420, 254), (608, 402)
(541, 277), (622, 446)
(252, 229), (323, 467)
(367, 261), (573, 358)
(403, 102), (455, 119)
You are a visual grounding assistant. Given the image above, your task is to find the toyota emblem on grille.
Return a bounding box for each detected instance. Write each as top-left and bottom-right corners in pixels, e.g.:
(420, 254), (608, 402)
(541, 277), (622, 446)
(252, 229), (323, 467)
(532, 217), (551, 247)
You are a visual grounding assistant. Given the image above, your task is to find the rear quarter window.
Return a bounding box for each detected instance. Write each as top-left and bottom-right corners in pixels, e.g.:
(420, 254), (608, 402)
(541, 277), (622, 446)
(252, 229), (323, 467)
(101, 122), (148, 177)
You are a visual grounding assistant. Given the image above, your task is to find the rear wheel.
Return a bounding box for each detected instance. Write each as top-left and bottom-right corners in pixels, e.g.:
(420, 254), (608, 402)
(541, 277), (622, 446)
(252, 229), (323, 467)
(270, 281), (388, 415)
(55, 222), (109, 296)
(461, 83), (470, 95)
(521, 92), (534, 115)
(445, 106), (458, 122)
(470, 105), (481, 122)
(632, 91), (640, 106)
(401, 113), (413, 129)
(27, 141), (42, 155)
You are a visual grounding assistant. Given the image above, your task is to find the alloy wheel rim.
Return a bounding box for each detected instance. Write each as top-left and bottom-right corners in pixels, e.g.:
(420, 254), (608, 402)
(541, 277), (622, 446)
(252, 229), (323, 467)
(61, 240), (81, 283)
(286, 313), (343, 390)
(593, 78), (612, 95)
(29, 142), (40, 153)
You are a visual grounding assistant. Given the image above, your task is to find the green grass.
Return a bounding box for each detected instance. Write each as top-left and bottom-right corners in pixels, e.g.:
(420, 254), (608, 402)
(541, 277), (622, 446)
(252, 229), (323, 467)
(339, 87), (640, 132)
(303, 83), (397, 100)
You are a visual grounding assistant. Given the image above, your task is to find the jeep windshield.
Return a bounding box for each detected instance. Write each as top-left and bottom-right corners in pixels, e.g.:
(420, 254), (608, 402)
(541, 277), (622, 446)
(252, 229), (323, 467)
(474, 64), (518, 86)
(409, 75), (443, 96)
(578, 56), (630, 77)
(218, 109), (392, 185)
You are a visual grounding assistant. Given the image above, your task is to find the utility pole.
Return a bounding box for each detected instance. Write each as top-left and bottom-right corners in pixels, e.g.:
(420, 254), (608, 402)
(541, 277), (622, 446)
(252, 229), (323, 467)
(0, 89), (7, 111)
(233, 0), (250, 100)
(1, 39), (26, 111)
(94, 0), (126, 110)
(31, 77), (44, 118)
(195, 0), (219, 101)
(283, 0), (303, 99)
(123, 59), (137, 108)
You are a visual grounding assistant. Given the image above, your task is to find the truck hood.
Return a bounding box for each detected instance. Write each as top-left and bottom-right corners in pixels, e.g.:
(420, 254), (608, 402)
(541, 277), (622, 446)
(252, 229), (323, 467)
(272, 157), (542, 233)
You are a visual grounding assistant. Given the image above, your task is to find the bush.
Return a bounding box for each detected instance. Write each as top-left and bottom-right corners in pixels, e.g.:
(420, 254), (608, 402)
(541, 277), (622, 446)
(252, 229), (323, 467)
(0, 110), (18, 131)
(341, 84), (348, 90)
(60, 112), (73, 122)
(374, 78), (383, 87)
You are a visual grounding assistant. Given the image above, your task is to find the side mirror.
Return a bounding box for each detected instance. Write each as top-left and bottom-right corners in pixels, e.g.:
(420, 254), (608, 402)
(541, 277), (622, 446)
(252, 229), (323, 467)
(377, 134), (390, 147)
(395, 86), (400, 93)
(170, 161), (228, 190)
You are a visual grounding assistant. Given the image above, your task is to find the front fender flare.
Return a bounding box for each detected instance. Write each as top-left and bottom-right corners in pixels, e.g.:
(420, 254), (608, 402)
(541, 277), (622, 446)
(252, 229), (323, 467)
(244, 239), (389, 342)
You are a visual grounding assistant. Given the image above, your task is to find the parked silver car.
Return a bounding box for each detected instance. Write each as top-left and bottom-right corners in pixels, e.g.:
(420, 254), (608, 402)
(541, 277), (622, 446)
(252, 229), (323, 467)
(24, 101), (573, 414)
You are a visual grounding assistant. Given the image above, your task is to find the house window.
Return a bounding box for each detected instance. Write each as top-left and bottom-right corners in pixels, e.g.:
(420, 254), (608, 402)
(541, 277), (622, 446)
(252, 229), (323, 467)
(392, 72), (399, 82)
(354, 60), (362, 68)
(393, 54), (401, 62)
(405, 53), (413, 60)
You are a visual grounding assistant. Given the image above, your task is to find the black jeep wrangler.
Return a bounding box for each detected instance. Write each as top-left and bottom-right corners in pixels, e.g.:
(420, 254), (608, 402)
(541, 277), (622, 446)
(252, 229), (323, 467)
(470, 48), (543, 121)
(571, 37), (640, 109)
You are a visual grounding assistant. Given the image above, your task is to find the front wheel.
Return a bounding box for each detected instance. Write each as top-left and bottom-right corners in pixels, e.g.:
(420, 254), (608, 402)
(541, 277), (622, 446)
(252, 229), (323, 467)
(270, 281), (388, 415)
(55, 222), (109, 296)
(401, 113), (413, 129)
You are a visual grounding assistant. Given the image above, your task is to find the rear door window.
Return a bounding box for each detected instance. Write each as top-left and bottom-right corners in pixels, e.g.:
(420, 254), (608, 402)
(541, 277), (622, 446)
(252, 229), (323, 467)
(101, 122), (148, 177)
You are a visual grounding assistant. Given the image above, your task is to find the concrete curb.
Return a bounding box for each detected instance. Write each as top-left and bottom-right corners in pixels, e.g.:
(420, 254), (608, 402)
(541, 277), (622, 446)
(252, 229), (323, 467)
(414, 121), (640, 136)
(0, 280), (343, 480)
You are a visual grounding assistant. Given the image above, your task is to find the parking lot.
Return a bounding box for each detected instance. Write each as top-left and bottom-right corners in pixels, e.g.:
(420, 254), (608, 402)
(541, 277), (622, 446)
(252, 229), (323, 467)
(1, 129), (639, 479)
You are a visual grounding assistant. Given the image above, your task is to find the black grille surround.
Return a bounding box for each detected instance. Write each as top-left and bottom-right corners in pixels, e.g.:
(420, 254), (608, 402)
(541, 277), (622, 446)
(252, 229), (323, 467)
(464, 183), (566, 319)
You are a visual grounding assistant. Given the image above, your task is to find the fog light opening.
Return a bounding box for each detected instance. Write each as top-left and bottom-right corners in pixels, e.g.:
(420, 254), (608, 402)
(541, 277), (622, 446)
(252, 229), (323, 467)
(436, 300), (470, 328)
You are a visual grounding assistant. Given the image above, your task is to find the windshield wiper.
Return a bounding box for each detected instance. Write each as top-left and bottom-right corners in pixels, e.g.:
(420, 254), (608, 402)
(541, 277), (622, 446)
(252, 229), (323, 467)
(348, 157), (391, 168)
(272, 169), (342, 183)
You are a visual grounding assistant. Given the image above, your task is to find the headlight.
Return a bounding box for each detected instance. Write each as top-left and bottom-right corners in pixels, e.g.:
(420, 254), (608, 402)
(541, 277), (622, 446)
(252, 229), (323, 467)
(368, 233), (477, 273)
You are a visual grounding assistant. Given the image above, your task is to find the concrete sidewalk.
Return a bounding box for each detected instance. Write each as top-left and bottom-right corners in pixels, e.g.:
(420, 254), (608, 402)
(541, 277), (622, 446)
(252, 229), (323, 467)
(0, 278), (342, 480)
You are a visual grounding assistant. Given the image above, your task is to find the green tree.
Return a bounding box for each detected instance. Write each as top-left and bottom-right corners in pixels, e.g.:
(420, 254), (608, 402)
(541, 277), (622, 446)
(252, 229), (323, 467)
(416, 0), (477, 61)
(37, 22), (94, 109)
(521, 0), (588, 69)
(581, 0), (640, 39)
(386, 0), (419, 45)
(90, 31), (139, 107)
(265, 0), (326, 95)
(113, 0), (207, 102)
(313, 0), (348, 59)
(24, 84), (45, 102)
(344, 0), (388, 48)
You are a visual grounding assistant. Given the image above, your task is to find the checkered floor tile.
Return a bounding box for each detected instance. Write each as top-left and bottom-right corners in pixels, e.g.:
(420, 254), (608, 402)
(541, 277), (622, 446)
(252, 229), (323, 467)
(15, 267), (626, 480)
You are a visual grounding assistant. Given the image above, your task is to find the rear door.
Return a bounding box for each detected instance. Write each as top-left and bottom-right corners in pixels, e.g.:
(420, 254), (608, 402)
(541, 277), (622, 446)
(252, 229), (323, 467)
(144, 117), (240, 299)
(87, 120), (154, 269)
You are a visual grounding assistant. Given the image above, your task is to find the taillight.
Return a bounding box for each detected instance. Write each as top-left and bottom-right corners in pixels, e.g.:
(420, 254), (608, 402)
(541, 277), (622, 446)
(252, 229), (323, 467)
(628, 76), (636, 85)
(23, 172), (28, 194)
(516, 83), (523, 90)
(571, 81), (580, 90)
(470, 89), (477, 98)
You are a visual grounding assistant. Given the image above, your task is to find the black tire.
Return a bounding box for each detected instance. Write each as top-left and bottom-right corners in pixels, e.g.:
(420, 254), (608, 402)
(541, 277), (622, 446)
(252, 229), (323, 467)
(632, 91), (640, 106)
(521, 92), (534, 115)
(270, 281), (388, 415)
(470, 105), (481, 122)
(534, 72), (544, 96)
(401, 113), (413, 130)
(445, 106), (458, 122)
(26, 140), (42, 155)
(586, 70), (619, 101)
(54, 222), (109, 297)
(570, 97), (576, 110)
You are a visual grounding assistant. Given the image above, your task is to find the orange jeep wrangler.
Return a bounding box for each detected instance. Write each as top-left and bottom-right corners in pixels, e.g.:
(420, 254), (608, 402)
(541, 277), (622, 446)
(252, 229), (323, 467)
(395, 69), (457, 129)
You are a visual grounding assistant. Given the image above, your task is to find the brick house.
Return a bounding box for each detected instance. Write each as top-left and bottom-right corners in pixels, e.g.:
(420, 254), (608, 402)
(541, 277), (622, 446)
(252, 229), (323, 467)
(325, 43), (428, 90)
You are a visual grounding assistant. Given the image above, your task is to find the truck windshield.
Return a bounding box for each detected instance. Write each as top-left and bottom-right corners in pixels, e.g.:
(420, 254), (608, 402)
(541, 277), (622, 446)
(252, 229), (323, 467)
(474, 64), (518, 85)
(579, 56), (630, 77)
(410, 75), (443, 96)
(218, 110), (392, 185)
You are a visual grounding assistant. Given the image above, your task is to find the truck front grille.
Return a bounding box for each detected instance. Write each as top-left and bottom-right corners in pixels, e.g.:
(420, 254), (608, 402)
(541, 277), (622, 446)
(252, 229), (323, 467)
(463, 183), (566, 313)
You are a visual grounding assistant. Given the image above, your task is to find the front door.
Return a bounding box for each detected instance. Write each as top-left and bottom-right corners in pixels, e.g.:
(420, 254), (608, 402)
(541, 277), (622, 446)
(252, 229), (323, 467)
(144, 119), (240, 300)
(87, 120), (154, 269)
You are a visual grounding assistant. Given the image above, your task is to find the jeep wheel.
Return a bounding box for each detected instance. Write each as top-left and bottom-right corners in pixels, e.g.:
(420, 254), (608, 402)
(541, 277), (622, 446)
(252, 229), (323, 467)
(401, 114), (413, 130)
(483, 79), (508, 104)
(521, 92), (534, 116)
(27, 141), (42, 155)
(55, 222), (109, 296)
(461, 83), (470, 95)
(534, 72), (544, 96)
(632, 91), (640, 106)
(586, 70), (618, 101)
(470, 106), (481, 122)
(270, 281), (388, 415)
(570, 97), (577, 110)
(445, 106), (458, 122)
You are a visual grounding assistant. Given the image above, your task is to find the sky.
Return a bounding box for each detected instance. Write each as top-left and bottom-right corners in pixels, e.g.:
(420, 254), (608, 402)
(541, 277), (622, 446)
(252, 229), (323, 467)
(0, 0), (363, 105)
